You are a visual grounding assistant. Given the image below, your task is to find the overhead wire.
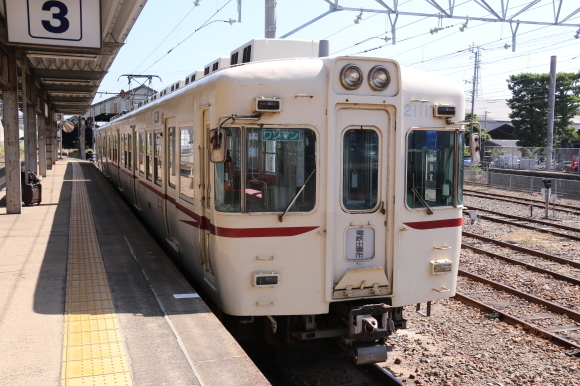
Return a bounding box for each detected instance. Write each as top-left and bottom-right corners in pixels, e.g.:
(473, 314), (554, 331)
(103, 2), (202, 99)
(140, 0), (234, 74)
(97, 0), (235, 101)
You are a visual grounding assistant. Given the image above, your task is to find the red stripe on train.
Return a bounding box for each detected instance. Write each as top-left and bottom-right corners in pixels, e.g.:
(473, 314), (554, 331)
(214, 226), (319, 238)
(404, 218), (463, 230)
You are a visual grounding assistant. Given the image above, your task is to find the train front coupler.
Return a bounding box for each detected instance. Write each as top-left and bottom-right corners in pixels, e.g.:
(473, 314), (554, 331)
(340, 303), (406, 364)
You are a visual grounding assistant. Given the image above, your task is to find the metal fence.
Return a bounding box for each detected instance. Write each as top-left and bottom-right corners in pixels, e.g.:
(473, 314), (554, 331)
(464, 169), (580, 201)
(482, 146), (580, 174)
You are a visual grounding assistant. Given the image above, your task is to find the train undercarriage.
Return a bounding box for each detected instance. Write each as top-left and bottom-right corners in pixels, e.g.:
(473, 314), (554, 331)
(226, 300), (407, 365)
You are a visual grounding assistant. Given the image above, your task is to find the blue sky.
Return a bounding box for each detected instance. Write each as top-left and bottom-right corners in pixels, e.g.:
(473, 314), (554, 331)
(95, 0), (580, 121)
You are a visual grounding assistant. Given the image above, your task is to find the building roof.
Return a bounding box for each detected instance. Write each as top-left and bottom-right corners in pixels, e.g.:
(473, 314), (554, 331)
(483, 139), (519, 148)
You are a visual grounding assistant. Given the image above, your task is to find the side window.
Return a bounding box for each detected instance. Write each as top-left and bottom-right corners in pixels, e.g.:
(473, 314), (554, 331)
(154, 130), (162, 186)
(180, 126), (194, 201)
(122, 133), (127, 168)
(342, 128), (379, 211)
(114, 135), (118, 163)
(146, 131), (153, 181)
(127, 132), (132, 171)
(406, 130), (462, 208)
(168, 127), (177, 189)
(215, 127), (242, 212)
(139, 132), (145, 176)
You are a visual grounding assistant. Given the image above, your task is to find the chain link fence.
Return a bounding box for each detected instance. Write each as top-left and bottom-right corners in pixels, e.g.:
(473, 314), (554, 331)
(482, 146), (580, 174)
(464, 169), (580, 200)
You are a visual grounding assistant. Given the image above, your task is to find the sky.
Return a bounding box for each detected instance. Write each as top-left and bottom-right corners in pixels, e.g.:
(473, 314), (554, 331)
(94, 0), (580, 121)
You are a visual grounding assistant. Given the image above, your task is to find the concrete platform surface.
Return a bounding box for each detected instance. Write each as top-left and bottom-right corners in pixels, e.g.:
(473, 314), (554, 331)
(0, 160), (270, 386)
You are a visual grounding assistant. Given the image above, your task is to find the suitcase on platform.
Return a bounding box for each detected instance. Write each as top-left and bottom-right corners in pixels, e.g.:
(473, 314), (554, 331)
(22, 183), (42, 206)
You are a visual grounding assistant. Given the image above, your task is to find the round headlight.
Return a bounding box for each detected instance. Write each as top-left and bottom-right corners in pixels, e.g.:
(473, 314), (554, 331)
(368, 66), (390, 91)
(340, 64), (363, 90)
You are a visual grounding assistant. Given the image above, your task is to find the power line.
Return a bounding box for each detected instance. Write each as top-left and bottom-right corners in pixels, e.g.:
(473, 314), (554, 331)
(139, 0), (235, 75)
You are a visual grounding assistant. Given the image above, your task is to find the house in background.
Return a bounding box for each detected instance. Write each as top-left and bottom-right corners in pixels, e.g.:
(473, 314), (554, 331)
(472, 97), (580, 148)
(82, 85), (156, 123)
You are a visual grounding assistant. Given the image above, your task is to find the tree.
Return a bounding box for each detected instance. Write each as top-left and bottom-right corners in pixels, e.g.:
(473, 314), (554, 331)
(507, 72), (580, 147)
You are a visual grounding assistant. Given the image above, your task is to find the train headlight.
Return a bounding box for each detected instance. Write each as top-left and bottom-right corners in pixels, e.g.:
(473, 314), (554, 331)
(368, 66), (390, 91)
(340, 64), (363, 90)
(431, 260), (453, 274)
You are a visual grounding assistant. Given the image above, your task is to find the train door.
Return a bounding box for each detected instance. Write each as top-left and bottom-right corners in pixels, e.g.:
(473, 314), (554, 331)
(164, 117), (180, 251)
(199, 109), (216, 288)
(332, 108), (391, 299)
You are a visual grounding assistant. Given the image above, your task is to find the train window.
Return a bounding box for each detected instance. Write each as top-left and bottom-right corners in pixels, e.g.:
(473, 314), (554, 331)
(146, 132), (153, 181)
(249, 127), (315, 213)
(122, 134), (127, 168)
(180, 127), (194, 202)
(139, 132), (146, 176)
(215, 127), (242, 212)
(127, 133), (133, 171)
(214, 127), (316, 213)
(154, 130), (162, 186)
(242, 45), (252, 63)
(114, 134), (118, 163)
(406, 130), (463, 209)
(168, 127), (177, 189)
(342, 128), (379, 211)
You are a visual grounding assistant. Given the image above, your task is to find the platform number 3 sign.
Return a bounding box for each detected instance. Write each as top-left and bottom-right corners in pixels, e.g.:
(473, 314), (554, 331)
(29, 0), (82, 41)
(6, 0), (100, 48)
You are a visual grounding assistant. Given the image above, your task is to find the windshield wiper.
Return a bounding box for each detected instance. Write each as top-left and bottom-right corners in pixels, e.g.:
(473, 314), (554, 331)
(278, 169), (316, 222)
(412, 175), (434, 215)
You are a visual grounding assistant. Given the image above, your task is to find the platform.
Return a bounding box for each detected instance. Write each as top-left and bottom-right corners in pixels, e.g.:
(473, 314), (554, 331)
(0, 160), (269, 386)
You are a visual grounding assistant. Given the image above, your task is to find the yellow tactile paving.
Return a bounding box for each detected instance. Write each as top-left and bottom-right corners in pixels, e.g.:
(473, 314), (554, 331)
(66, 285), (112, 296)
(60, 372), (133, 386)
(61, 163), (133, 386)
(63, 357), (130, 379)
(64, 342), (127, 361)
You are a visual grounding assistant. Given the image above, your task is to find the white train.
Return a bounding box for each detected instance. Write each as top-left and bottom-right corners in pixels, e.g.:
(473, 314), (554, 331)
(94, 39), (465, 364)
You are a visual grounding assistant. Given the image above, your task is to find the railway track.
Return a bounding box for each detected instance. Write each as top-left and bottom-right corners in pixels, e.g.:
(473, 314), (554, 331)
(462, 231), (580, 269)
(464, 189), (580, 215)
(464, 205), (580, 240)
(458, 232), (580, 355)
(247, 342), (404, 385)
(462, 241), (580, 286)
(456, 269), (580, 354)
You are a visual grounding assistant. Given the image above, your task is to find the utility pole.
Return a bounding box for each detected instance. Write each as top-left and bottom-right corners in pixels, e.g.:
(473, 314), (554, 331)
(546, 56), (556, 171)
(469, 45), (481, 137)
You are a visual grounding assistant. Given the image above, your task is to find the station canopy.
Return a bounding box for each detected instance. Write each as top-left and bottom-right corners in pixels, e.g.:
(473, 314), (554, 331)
(1, 0), (148, 116)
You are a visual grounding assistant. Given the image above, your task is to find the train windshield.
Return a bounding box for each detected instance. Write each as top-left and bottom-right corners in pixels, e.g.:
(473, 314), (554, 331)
(406, 130), (463, 209)
(215, 127), (316, 213)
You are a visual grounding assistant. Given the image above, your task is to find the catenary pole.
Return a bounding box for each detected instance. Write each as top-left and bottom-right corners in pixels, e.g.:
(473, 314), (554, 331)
(546, 56), (556, 172)
(265, 0), (277, 38)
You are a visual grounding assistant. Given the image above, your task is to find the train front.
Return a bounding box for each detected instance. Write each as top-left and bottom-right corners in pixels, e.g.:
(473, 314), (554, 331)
(209, 54), (465, 363)
(322, 58), (465, 363)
